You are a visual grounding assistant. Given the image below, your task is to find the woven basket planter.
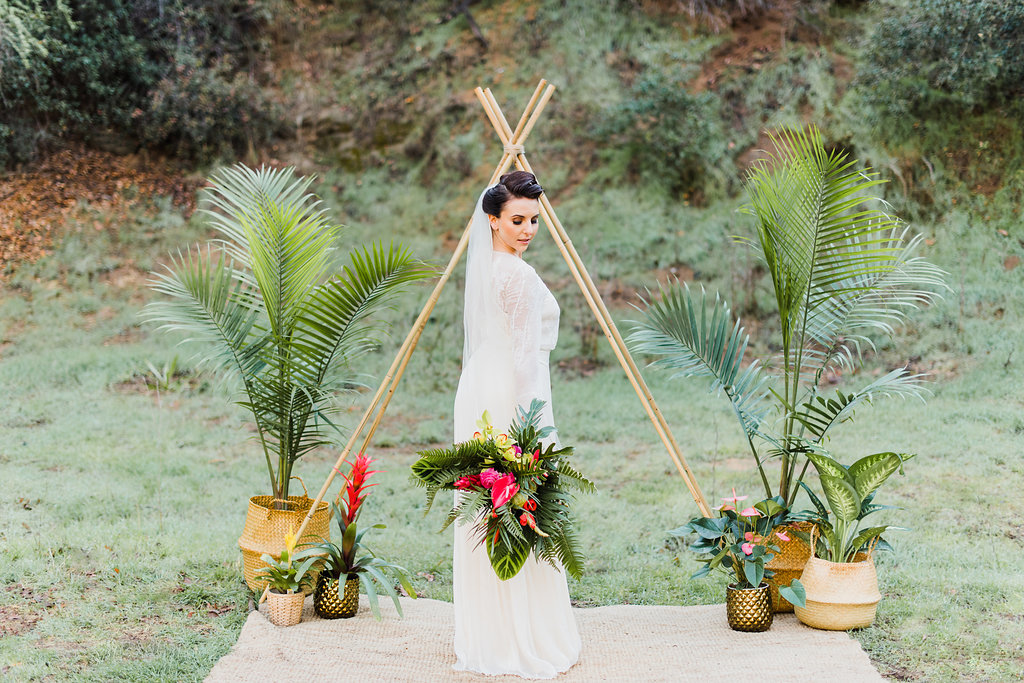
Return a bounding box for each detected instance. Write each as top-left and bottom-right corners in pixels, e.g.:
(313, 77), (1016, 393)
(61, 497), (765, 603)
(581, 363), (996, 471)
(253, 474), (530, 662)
(794, 553), (880, 630)
(264, 589), (305, 627)
(766, 521), (813, 613)
(726, 583), (773, 632)
(314, 574), (360, 619)
(238, 491), (330, 593)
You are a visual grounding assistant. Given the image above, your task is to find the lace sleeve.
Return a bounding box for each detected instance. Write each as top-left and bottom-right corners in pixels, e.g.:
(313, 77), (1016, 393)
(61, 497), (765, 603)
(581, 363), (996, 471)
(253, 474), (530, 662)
(496, 261), (544, 415)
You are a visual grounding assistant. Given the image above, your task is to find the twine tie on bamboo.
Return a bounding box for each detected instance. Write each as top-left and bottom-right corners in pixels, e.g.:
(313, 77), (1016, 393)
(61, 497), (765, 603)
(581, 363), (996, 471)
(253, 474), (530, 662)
(503, 143), (525, 155)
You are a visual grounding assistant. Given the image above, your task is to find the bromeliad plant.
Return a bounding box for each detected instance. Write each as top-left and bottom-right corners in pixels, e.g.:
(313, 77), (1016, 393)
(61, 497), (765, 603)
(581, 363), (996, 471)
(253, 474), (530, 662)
(144, 165), (431, 507)
(411, 399), (596, 581)
(672, 491), (806, 606)
(256, 526), (317, 594)
(627, 126), (946, 506)
(798, 449), (913, 563)
(296, 454), (417, 619)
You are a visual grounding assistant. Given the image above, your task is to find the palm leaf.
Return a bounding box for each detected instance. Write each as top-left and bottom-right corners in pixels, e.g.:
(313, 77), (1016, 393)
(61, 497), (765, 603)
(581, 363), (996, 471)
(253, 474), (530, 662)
(291, 242), (431, 387)
(627, 282), (772, 439)
(793, 369), (929, 441)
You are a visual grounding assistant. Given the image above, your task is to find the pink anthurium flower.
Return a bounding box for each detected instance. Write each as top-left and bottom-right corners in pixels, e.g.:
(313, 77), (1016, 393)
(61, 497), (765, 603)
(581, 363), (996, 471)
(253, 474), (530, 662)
(721, 487), (748, 506)
(491, 473), (519, 508)
(739, 507), (761, 517)
(775, 530), (790, 542)
(741, 542), (754, 555)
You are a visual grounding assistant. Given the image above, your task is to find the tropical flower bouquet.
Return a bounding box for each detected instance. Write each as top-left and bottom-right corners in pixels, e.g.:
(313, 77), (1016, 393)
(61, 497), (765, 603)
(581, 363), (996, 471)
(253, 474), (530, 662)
(411, 399), (595, 581)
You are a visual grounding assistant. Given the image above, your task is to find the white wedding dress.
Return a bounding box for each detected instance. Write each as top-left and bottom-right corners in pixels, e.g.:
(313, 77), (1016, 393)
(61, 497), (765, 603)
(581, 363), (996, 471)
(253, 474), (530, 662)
(452, 250), (581, 678)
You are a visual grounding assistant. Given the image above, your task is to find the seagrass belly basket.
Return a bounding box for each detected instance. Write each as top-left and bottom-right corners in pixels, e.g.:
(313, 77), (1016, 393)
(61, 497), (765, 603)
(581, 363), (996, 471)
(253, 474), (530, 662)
(238, 480), (329, 593)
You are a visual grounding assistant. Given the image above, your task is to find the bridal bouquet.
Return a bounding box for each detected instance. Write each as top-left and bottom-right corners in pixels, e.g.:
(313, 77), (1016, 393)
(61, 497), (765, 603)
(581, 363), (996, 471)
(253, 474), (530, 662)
(411, 399), (595, 580)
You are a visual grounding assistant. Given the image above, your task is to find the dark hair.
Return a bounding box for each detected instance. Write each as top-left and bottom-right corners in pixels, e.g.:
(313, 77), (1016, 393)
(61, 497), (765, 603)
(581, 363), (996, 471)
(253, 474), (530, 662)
(482, 171), (543, 218)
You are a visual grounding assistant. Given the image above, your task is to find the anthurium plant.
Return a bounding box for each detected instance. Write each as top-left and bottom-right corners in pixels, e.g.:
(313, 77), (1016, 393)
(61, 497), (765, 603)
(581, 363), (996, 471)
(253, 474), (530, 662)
(797, 449), (913, 563)
(627, 126), (946, 507)
(672, 491), (806, 607)
(295, 454), (416, 619)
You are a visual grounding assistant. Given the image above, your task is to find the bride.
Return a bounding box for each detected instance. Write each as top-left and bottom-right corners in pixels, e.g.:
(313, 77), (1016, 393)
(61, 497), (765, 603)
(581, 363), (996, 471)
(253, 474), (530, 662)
(452, 171), (582, 678)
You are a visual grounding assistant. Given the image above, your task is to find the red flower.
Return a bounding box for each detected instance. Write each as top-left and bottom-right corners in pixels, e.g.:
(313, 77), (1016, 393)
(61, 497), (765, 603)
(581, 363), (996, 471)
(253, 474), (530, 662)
(491, 473), (519, 509)
(339, 453), (378, 526)
(532, 448), (540, 463)
(522, 498), (537, 512)
(519, 511), (549, 537)
(454, 474), (482, 490)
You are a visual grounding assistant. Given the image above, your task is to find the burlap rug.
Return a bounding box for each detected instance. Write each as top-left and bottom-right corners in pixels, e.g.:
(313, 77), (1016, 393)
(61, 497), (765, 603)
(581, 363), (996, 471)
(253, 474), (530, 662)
(205, 596), (885, 682)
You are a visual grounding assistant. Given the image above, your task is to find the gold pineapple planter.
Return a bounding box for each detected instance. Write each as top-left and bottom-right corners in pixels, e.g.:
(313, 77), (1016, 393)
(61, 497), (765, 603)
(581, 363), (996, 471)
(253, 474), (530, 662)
(314, 574), (360, 619)
(726, 583), (773, 632)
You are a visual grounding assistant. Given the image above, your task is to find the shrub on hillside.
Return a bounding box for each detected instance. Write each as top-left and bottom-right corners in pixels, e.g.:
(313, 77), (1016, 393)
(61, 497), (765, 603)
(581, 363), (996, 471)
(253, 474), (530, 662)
(0, 0), (278, 167)
(596, 70), (728, 198)
(859, 0), (1024, 122)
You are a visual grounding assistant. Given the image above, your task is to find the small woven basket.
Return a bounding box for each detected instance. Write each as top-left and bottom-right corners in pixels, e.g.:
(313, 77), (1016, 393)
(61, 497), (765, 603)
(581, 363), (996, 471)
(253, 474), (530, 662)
(238, 477), (330, 593)
(264, 590), (305, 627)
(766, 521), (813, 613)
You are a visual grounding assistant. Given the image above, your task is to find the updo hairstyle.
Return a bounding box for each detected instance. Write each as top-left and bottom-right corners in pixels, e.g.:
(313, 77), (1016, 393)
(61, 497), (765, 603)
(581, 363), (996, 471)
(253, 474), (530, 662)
(482, 171), (543, 218)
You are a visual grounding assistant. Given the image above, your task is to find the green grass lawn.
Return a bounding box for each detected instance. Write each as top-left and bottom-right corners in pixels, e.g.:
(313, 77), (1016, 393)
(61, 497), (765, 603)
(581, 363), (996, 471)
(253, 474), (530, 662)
(1, 183), (1022, 682)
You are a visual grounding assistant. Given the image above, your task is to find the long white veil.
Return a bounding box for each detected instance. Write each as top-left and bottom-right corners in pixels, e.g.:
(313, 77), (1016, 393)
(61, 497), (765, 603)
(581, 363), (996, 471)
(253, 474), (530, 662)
(463, 184), (504, 362)
(457, 185), (516, 435)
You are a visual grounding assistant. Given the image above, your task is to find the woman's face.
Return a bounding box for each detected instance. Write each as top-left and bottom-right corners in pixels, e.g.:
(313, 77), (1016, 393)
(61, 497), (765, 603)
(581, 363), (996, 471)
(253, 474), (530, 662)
(490, 196), (540, 256)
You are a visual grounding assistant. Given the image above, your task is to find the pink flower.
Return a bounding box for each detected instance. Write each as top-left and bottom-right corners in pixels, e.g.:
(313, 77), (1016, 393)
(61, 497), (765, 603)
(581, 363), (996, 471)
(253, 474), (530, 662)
(480, 468), (502, 488)
(713, 503), (735, 512)
(775, 530), (790, 542)
(721, 488), (748, 506)
(741, 542), (754, 555)
(454, 474), (482, 490)
(532, 448), (540, 463)
(739, 507), (761, 518)
(491, 474), (519, 508)
(744, 531), (763, 543)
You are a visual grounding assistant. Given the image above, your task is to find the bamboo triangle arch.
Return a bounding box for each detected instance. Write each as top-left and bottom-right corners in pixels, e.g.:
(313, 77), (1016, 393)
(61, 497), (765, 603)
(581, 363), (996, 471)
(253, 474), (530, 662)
(294, 79), (711, 543)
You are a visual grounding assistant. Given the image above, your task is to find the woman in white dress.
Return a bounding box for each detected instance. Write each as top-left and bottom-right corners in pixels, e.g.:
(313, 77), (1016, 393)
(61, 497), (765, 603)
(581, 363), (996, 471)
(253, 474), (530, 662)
(452, 171), (582, 678)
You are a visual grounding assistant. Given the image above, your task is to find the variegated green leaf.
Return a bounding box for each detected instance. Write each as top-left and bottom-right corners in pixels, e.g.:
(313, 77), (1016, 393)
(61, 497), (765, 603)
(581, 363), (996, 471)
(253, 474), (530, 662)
(818, 474), (861, 523)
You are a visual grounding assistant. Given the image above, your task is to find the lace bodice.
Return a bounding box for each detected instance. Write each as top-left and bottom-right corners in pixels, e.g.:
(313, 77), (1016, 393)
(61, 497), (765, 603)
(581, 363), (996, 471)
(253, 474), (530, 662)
(492, 251), (559, 411)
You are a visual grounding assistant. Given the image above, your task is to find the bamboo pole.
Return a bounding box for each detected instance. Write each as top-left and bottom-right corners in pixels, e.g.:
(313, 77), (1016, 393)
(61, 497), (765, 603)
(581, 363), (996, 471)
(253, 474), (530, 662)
(293, 83), (556, 543)
(476, 88), (711, 515)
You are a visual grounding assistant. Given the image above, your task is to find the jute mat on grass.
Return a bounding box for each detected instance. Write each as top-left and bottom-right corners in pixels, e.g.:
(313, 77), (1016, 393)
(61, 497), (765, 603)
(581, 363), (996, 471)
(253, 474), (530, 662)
(205, 596), (885, 682)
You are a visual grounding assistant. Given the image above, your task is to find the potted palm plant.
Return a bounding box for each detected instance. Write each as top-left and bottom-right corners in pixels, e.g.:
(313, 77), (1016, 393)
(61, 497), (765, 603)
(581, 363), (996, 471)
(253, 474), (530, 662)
(297, 454), (417, 620)
(144, 164), (431, 590)
(794, 449), (912, 630)
(627, 126), (945, 610)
